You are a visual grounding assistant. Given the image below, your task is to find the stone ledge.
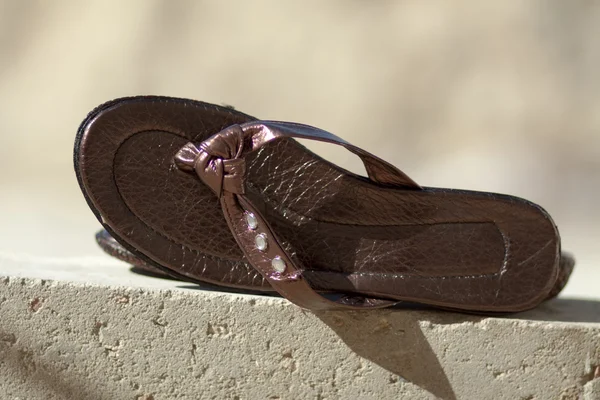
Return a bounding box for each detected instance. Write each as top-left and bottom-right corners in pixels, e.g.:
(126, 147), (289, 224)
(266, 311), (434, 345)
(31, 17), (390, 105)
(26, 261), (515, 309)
(0, 256), (599, 400)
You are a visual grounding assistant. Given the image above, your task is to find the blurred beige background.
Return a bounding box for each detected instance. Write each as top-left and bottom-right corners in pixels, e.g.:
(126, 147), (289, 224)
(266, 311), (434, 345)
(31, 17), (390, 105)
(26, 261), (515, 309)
(0, 1), (597, 297)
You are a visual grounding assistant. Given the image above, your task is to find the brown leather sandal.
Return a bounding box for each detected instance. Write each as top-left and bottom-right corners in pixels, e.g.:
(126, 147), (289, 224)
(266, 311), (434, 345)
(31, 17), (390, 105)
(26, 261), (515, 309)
(75, 96), (575, 312)
(96, 228), (574, 302)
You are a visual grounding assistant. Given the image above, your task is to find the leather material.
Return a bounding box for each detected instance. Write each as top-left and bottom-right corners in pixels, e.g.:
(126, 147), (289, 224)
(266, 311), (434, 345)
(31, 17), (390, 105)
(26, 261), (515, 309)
(95, 229), (178, 279)
(174, 123), (405, 309)
(75, 96), (573, 313)
(96, 228), (575, 303)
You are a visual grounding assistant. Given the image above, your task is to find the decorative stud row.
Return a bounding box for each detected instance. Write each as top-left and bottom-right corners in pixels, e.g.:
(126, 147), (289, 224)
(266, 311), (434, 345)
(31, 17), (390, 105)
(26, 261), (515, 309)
(245, 212), (286, 273)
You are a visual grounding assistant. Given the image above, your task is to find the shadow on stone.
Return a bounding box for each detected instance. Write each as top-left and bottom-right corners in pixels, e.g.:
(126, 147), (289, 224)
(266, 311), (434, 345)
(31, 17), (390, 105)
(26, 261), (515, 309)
(0, 329), (104, 400)
(130, 266), (179, 281)
(315, 309), (462, 400)
(176, 277), (600, 324)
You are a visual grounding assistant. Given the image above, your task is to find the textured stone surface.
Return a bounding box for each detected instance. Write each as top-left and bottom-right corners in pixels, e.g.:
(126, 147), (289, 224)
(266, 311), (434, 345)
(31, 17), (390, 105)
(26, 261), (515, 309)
(0, 256), (599, 400)
(0, 3), (598, 398)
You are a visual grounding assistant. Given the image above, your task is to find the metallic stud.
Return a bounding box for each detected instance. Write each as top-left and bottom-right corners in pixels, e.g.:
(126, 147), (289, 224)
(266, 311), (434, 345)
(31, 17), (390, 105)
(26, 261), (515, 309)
(255, 233), (268, 251)
(271, 256), (286, 273)
(245, 212), (258, 230)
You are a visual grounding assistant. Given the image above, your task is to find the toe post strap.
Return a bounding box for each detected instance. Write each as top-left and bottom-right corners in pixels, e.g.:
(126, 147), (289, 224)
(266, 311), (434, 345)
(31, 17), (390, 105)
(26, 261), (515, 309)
(174, 121), (414, 310)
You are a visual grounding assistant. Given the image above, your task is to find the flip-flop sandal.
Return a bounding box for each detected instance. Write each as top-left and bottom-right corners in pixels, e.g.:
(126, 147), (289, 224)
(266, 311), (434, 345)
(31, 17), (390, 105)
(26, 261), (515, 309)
(96, 228), (574, 301)
(75, 96), (575, 312)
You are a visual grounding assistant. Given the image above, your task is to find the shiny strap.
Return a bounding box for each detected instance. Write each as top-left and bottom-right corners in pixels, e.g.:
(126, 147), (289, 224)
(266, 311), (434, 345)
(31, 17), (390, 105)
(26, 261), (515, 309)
(174, 121), (421, 310)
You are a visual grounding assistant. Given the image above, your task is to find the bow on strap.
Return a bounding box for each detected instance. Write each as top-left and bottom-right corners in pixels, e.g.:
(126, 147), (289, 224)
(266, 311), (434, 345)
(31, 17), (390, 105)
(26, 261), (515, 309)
(174, 125), (247, 198)
(172, 121), (409, 310)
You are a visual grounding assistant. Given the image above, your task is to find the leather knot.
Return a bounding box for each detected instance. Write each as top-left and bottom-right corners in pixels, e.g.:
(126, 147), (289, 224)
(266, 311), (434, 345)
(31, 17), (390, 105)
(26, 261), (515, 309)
(174, 125), (247, 198)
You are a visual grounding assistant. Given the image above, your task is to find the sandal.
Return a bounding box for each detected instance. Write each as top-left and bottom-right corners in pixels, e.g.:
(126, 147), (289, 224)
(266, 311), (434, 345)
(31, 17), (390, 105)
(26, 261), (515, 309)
(96, 228), (574, 302)
(75, 96), (575, 312)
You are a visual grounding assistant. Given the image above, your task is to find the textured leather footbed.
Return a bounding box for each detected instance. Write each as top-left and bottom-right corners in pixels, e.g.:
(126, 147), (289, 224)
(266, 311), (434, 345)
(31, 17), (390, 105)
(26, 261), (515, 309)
(96, 228), (574, 304)
(75, 96), (564, 312)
